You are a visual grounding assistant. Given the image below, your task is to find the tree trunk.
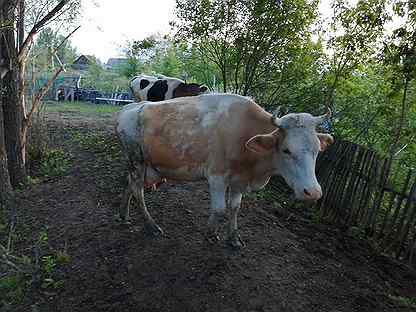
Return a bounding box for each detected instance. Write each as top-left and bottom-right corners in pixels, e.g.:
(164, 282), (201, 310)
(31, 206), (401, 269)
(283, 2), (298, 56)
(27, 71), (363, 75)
(0, 2), (14, 207)
(0, 78), (13, 208)
(2, 0), (26, 187)
(17, 0), (25, 51)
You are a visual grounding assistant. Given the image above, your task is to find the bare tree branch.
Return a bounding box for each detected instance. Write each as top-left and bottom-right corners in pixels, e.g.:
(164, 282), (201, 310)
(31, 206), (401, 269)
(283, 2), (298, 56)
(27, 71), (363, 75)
(22, 25), (79, 133)
(51, 24), (80, 54)
(18, 0), (69, 63)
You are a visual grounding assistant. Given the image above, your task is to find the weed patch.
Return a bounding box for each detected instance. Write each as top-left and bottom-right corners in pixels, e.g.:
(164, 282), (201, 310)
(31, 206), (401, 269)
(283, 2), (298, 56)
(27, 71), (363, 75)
(39, 149), (71, 178)
(0, 226), (71, 310)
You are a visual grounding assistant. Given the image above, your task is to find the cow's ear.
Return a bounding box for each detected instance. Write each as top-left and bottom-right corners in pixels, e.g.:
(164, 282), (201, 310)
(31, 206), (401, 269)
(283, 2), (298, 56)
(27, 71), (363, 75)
(200, 85), (208, 92)
(317, 133), (334, 151)
(246, 133), (278, 155)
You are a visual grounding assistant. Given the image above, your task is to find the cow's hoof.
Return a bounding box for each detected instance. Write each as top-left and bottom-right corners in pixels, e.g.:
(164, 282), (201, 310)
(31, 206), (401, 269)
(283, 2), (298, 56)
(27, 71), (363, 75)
(144, 222), (164, 237)
(227, 232), (245, 249)
(205, 231), (220, 244)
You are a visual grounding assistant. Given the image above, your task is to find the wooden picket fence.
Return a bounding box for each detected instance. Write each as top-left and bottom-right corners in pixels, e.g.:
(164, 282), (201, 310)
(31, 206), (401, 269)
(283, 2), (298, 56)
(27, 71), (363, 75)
(268, 139), (416, 268)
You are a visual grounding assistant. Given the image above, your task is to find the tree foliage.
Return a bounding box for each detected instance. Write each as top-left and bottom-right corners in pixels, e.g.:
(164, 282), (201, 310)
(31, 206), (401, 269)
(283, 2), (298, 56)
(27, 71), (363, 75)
(171, 0), (415, 168)
(174, 0), (319, 98)
(82, 60), (130, 93)
(121, 35), (220, 89)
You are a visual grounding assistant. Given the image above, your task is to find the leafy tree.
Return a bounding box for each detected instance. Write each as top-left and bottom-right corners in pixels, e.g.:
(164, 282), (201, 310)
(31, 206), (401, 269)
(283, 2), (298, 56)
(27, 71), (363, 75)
(329, 0), (416, 165)
(324, 0), (389, 107)
(117, 57), (142, 79)
(83, 60), (130, 93)
(381, 0), (416, 156)
(121, 35), (219, 88)
(174, 0), (319, 97)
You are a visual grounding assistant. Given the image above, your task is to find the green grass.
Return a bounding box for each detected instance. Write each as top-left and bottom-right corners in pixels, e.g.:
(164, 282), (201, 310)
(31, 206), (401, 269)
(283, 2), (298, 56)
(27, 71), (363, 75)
(44, 100), (122, 117)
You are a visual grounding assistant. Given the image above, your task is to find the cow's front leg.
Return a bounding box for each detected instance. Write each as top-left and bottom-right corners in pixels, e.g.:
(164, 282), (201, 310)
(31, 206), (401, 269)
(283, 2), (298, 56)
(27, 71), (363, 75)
(206, 175), (227, 242)
(227, 188), (244, 248)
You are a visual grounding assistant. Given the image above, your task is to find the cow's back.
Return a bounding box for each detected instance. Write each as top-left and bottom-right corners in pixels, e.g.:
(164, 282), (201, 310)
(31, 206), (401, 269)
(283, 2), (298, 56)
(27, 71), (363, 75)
(139, 94), (274, 179)
(130, 75), (184, 102)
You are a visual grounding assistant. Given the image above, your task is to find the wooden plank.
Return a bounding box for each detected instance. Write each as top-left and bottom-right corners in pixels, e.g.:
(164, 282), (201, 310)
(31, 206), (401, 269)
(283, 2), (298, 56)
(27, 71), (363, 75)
(408, 224), (416, 266)
(343, 148), (362, 224)
(382, 170), (413, 250)
(394, 177), (416, 259)
(360, 153), (382, 233)
(317, 141), (348, 216)
(347, 147), (370, 226)
(326, 142), (357, 221)
(333, 146), (357, 222)
(358, 150), (378, 224)
(369, 158), (392, 236)
(340, 144), (362, 224)
(377, 191), (397, 239)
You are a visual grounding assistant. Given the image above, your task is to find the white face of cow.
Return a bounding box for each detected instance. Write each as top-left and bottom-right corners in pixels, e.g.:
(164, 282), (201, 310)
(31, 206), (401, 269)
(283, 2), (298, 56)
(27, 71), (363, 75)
(246, 112), (334, 201)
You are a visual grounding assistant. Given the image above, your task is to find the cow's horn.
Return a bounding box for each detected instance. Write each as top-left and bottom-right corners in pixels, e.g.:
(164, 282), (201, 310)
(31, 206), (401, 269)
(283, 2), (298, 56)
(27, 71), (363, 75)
(271, 106), (282, 127)
(313, 107), (331, 125)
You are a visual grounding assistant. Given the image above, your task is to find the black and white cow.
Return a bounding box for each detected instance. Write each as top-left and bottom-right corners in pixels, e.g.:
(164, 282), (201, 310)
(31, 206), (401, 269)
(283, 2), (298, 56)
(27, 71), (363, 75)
(130, 74), (208, 102)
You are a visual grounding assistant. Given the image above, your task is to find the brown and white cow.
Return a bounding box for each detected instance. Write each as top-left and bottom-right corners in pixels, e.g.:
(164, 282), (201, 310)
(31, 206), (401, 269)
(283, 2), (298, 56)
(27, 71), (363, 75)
(130, 74), (208, 102)
(116, 93), (333, 247)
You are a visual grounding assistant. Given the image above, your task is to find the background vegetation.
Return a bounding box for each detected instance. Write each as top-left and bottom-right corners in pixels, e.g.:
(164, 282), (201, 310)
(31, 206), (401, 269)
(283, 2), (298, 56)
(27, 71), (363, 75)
(18, 0), (414, 186)
(118, 0), (416, 168)
(1, 0), (415, 308)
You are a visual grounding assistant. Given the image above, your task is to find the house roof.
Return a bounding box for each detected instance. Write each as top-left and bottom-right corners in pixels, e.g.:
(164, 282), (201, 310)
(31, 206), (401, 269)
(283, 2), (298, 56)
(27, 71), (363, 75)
(106, 58), (128, 67)
(73, 55), (94, 65)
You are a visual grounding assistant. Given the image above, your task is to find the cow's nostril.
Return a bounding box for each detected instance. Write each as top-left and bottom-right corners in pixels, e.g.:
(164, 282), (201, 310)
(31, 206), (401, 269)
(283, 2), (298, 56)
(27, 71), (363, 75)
(304, 189), (311, 196)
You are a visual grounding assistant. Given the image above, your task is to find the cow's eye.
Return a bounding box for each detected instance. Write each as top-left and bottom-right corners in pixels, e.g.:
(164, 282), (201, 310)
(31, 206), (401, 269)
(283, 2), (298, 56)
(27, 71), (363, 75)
(283, 149), (291, 155)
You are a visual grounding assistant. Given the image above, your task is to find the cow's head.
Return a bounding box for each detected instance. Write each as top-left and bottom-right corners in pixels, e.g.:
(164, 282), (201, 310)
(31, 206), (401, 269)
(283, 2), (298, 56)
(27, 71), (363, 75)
(246, 109), (334, 201)
(173, 82), (208, 98)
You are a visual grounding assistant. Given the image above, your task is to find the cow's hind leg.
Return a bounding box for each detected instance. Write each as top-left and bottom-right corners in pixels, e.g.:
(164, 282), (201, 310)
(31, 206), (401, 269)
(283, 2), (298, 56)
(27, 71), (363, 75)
(129, 171), (164, 236)
(227, 188), (244, 248)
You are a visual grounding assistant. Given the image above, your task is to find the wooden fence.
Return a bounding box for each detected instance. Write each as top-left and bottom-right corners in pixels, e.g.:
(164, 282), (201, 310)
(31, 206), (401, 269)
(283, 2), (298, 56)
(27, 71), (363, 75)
(268, 139), (416, 268)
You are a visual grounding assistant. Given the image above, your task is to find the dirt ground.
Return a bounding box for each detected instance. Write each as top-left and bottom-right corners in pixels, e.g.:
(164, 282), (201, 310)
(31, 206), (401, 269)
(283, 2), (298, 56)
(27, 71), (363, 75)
(8, 104), (416, 311)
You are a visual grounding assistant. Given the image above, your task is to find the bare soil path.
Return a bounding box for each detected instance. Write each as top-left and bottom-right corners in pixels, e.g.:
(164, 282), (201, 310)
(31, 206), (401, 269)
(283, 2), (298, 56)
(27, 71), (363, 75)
(9, 102), (416, 312)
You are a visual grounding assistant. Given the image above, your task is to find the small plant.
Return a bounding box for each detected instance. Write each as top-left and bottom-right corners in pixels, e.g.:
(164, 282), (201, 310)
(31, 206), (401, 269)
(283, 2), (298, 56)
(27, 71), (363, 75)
(38, 228), (49, 247)
(0, 246), (33, 308)
(42, 255), (57, 275)
(39, 149), (71, 178)
(34, 229), (70, 291)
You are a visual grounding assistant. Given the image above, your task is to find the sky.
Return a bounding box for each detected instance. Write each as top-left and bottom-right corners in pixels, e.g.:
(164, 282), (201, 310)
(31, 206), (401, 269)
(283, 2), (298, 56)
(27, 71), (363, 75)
(71, 0), (176, 63)
(70, 0), (381, 64)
